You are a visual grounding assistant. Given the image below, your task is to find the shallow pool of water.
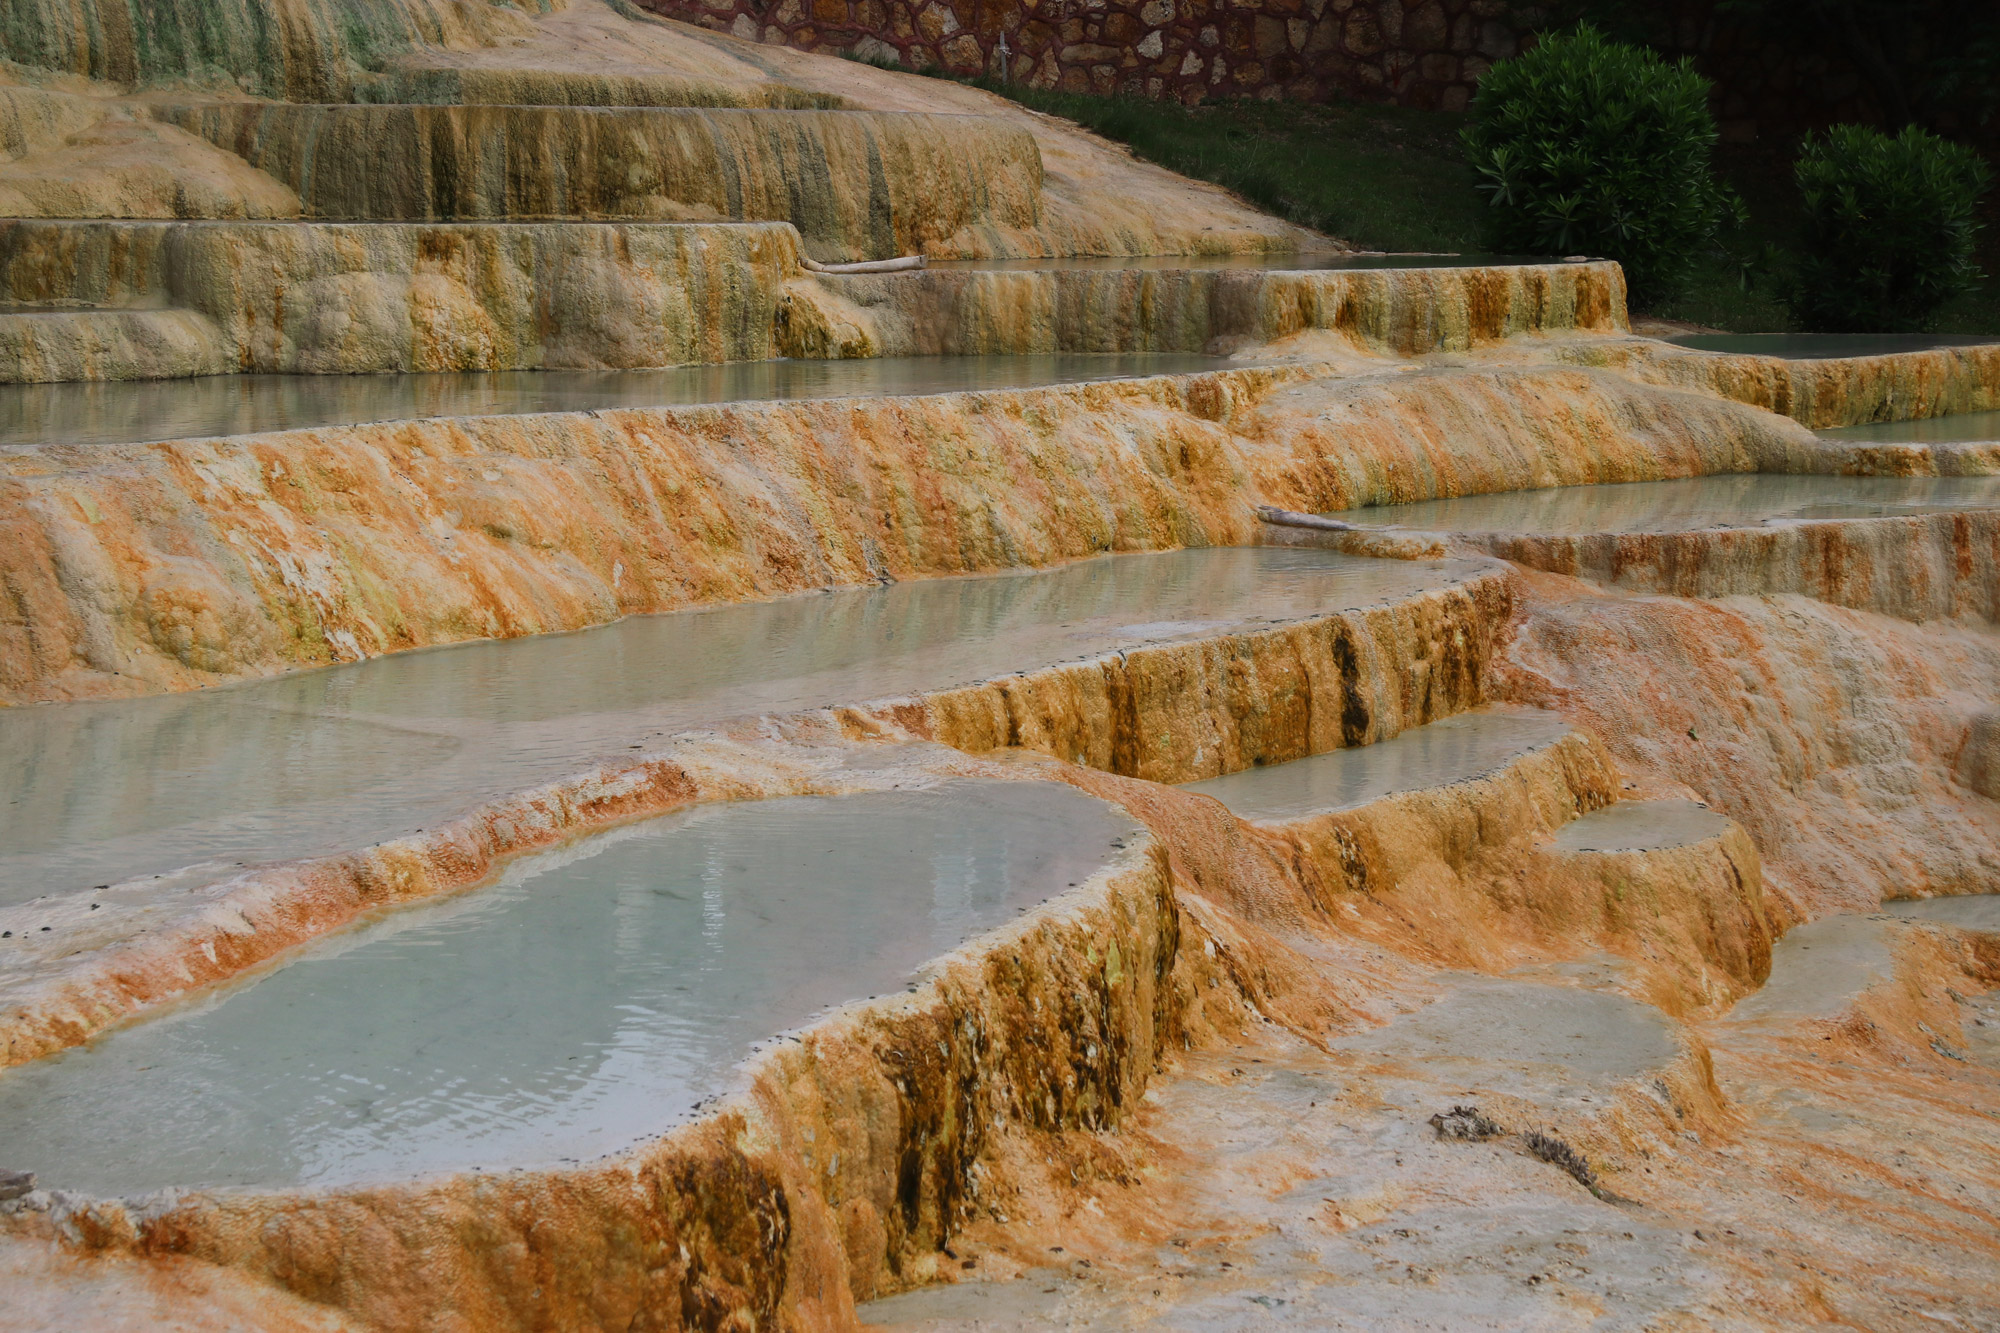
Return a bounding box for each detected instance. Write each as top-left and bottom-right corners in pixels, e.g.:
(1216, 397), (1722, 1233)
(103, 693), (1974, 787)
(1818, 409), (2000, 445)
(1177, 707), (1569, 822)
(0, 548), (1478, 906)
(1329, 473), (2000, 535)
(1725, 897), (2000, 1032)
(0, 355), (1230, 449)
(928, 253), (1558, 274)
(1666, 333), (1998, 359)
(1723, 914), (1893, 1027)
(1332, 976), (1678, 1094)
(0, 780), (1136, 1194)
(1551, 800), (1732, 853)
(1884, 894), (2000, 932)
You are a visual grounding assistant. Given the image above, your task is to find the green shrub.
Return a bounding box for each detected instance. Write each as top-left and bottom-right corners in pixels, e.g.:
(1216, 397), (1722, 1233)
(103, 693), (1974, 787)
(1461, 25), (1735, 305)
(1785, 124), (1992, 332)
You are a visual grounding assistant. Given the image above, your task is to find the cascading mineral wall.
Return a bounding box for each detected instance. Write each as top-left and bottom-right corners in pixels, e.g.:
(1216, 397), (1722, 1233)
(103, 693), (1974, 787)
(1496, 574), (2000, 919)
(0, 248), (1624, 382)
(0, 218), (801, 379)
(0, 0), (556, 100)
(4, 817), (1191, 1333)
(0, 367), (1298, 702)
(0, 355), (1853, 704)
(1460, 513), (2000, 625)
(1259, 729), (1771, 1012)
(1228, 359), (1829, 513)
(4, 0), (1994, 1321)
(804, 259), (1627, 357)
(913, 573), (1506, 783)
(153, 103), (1044, 261)
(1, 697), (1783, 1332)
(0, 562), (1506, 1065)
(1557, 336), (2000, 429)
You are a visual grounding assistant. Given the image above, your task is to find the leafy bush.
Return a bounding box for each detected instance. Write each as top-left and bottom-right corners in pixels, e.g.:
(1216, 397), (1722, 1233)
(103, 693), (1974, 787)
(1461, 25), (1736, 305)
(1785, 124), (1992, 332)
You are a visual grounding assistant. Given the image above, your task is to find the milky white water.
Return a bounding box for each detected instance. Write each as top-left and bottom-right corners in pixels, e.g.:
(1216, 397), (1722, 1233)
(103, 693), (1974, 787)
(0, 780), (1139, 1195)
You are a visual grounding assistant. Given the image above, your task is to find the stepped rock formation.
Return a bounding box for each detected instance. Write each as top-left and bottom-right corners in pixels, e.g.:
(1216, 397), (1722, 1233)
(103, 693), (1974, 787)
(1496, 575), (2000, 921)
(153, 103), (1047, 251)
(807, 259), (1624, 356)
(0, 217), (801, 380)
(0, 0), (1334, 385)
(0, 0), (1998, 1328)
(1556, 332), (2000, 429)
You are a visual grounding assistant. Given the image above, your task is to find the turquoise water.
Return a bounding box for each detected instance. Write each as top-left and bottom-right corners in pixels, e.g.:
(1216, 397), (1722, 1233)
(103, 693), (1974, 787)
(0, 780), (1138, 1194)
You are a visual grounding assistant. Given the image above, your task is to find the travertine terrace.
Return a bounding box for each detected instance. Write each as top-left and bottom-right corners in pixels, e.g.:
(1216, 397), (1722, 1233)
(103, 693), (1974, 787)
(0, 3), (1997, 1331)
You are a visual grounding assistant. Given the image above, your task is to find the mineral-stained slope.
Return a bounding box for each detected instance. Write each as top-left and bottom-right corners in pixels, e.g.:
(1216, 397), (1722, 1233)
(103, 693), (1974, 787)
(0, 0), (1995, 1324)
(0, 0), (1319, 259)
(2, 1233), (366, 1332)
(0, 217), (802, 380)
(3, 328), (1999, 1333)
(0, 563), (1511, 1065)
(0, 110), (302, 220)
(0, 368), (1284, 703)
(1448, 511), (2000, 622)
(861, 914), (2000, 1331)
(1229, 354), (1829, 513)
(3, 400), (2000, 1333)
(1496, 573), (2000, 921)
(152, 103), (1049, 256)
(1554, 333), (2000, 429)
(0, 344), (1797, 706)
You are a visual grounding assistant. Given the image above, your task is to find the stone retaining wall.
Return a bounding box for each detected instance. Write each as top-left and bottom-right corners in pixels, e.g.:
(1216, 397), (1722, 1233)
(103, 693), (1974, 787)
(638, 0), (1990, 148)
(644, 0), (1521, 107)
